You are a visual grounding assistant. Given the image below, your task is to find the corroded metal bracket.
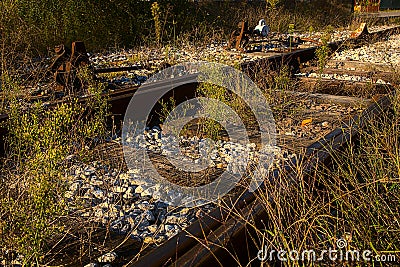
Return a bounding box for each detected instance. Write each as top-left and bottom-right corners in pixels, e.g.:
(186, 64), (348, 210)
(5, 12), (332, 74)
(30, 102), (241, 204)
(50, 41), (90, 92)
(226, 21), (250, 52)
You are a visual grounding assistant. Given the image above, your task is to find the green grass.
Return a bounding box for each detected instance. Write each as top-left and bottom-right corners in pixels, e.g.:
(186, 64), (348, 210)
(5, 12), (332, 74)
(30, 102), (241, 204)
(217, 89), (400, 266)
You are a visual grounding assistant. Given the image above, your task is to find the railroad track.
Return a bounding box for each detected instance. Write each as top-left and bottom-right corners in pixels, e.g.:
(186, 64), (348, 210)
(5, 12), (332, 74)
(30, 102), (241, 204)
(128, 90), (394, 267)
(2, 24), (400, 266)
(122, 27), (399, 266)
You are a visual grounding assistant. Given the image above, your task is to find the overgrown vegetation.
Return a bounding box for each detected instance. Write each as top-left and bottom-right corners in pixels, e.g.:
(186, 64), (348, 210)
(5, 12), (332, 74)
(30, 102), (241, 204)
(1, 0), (399, 265)
(315, 27), (334, 74)
(0, 71), (108, 264)
(0, 0), (352, 56)
(249, 90), (400, 265)
(197, 87), (400, 266)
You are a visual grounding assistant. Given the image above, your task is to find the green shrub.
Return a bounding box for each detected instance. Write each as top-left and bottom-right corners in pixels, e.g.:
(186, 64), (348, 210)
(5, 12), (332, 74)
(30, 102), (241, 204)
(0, 71), (107, 265)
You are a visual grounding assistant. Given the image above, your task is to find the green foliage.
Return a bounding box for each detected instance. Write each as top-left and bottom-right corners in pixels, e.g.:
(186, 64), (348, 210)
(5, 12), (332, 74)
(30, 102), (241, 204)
(315, 92), (400, 253)
(196, 66), (257, 140)
(0, 0), (352, 55)
(315, 30), (332, 74)
(248, 89), (400, 263)
(265, 0), (281, 10)
(273, 65), (292, 93)
(0, 71), (108, 264)
(151, 2), (162, 45)
(196, 83), (227, 140)
(159, 96), (175, 120)
(0, 0), (152, 53)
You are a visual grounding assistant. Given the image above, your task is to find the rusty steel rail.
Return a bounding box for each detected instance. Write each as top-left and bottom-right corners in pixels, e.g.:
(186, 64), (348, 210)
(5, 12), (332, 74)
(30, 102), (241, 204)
(0, 23), (398, 264)
(124, 26), (400, 267)
(93, 65), (147, 74)
(130, 88), (396, 267)
(0, 24), (399, 156)
(0, 24), (399, 153)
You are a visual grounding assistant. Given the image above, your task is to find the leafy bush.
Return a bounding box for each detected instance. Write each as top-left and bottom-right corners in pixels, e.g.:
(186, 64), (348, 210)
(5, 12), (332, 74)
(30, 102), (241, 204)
(0, 72), (108, 264)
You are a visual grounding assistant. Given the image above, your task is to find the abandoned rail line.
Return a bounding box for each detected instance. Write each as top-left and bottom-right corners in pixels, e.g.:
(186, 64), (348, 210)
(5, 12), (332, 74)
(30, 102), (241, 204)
(128, 52), (398, 267)
(2, 24), (400, 266)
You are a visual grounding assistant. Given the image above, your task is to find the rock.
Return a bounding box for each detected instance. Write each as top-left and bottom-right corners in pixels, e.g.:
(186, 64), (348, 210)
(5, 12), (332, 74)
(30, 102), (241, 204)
(147, 224), (158, 233)
(285, 131), (295, 136)
(119, 173), (130, 180)
(121, 223), (130, 233)
(113, 186), (126, 193)
(155, 201), (169, 209)
(165, 229), (179, 238)
(135, 185), (144, 194)
(64, 191), (75, 199)
(164, 224), (176, 232)
(82, 190), (93, 199)
(155, 234), (166, 243)
(138, 220), (150, 231)
(93, 189), (105, 199)
(89, 179), (103, 186)
(84, 167), (96, 176)
(123, 191), (136, 199)
(195, 209), (204, 218)
(94, 209), (104, 218)
(140, 189), (153, 197)
(69, 181), (81, 193)
(130, 177), (147, 186)
(165, 215), (186, 224)
(143, 210), (155, 222)
(216, 163), (224, 169)
(246, 143), (256, 149)
(97, 251), (118, 263)
(143, 236), (157, 244)
(137, 202), (155, 210)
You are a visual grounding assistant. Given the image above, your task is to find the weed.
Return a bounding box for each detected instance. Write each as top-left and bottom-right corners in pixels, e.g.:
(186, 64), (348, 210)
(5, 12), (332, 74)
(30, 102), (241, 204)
(151, 2), (162, 46)
(0, 70), (107, 264)
(315, 31), (332, 75)
(207, 87), (400, 266)
(0, 0), (353, 55)
(158, 96), (177, 124)
(265, 0), (281, 11)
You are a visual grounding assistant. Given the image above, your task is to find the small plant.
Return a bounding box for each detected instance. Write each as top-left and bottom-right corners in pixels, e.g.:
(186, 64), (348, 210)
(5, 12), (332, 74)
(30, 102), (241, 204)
(315, 30), (332, 75)
(163, 45), (177, 66)
(195, 65), (259, 140)
(265, 0), (280, 10)
(308, 25), (314, 36)
(158, 96), (177, 124)
(288, 23), (295, 50)
(151, 2), (162, 45)
(196, 82), (227, 140)
(273, 65), (292, 93)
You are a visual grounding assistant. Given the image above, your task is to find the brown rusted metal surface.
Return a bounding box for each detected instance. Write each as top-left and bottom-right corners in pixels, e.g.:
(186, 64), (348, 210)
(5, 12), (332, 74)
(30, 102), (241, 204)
(227, 21), (250, 52)
(350, 22), (368, 38)
(51, 41), (90, 92)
